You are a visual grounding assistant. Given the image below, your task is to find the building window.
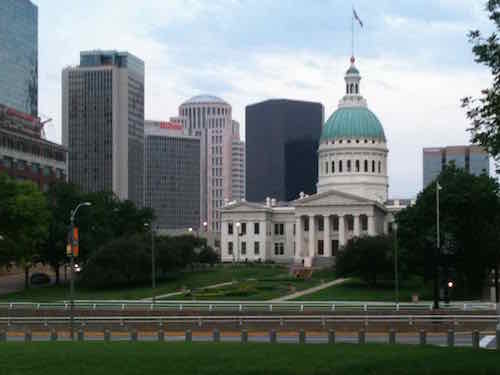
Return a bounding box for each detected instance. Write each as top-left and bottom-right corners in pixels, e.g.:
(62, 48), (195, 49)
(254, 222), (260, 235)
(339, 160), (343, 173)
(241, 241), (246, 255)
(361, 215), (368, 231)
(318, 217), (324, 232)
(241, 222), (247, 235)
(304, 219), (309, 232)
(274, 242), (284, 255)
(228, 223), (233, 235)
(355, 160), (360, 172)
(228, 242), (233, 255)
(254, 241), (260, 255)
(372, 160), (376, 173)
(347, 216), (354, 231)
(325, 161), (328, 174)
(333, 216), (339, 231)
(347, 160), (352, 172)
(378, 161), (382, 173)
(274, 223), (284, 236)
(364, 160), (368, 172)
(332, 161), (335, 173)
(332, 240), (339, 256)
(317, 240), (324, 255)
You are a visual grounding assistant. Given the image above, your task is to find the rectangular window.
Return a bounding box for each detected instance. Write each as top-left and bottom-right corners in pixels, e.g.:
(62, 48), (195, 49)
(333, 217), (339, 231)
(280, 223), (284, 235)
(241, 241), (246, 255)
(347, 216), (354, 231)
(339, 160), (343, 173)
(254, 242), (260, 255)
(325, 161), (328, 174)
(274, 242), (284, 255)
(356, 160), (360, 172)
(228, 223), (233, 235)
(274, 223), (284, 235)
(254, 222), (260, 235)
(304, 219), (309, 232)
(332, 161), (335, 173)
(274, 223), (279, 235)
(318, 217), (324, 232)
(318, 240), (324, 255)
(347, 160), (352, 172)
(228, 242), (233, 255)
(274, 243), (279, 255)
(361, 216), (368, 231)
(241, 222), (247, 235)
(280, 243), (284, 255)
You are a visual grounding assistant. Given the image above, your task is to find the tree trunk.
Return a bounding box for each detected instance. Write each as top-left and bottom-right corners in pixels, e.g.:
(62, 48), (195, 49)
(24, 266), (30, 289)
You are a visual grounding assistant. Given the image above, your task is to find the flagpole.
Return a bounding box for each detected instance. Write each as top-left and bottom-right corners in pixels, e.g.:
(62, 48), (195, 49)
(351, 6), (354, 57)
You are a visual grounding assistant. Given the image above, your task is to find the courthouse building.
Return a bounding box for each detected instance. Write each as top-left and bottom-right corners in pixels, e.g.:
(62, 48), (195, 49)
(221, 57), (406, 267)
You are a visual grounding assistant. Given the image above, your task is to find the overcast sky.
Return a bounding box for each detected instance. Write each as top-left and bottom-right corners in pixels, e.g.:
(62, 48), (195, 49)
(34, 0), (497, 198)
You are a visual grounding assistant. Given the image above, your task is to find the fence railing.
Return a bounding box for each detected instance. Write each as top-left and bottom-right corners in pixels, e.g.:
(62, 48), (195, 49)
(0, 301), (497, 313)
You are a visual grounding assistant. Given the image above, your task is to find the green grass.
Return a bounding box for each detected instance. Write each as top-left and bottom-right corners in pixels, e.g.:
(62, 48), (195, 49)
(294, 278), (434, 302)
(0, 342), (498, 375)
(170, 268), (337, 301)
(0, 265), (333, 302)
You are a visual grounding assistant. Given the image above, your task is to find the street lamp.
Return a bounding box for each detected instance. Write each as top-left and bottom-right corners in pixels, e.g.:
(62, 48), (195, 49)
(235, 222), (241, 263)
(69, 201), (91, 340)
(144, 222), (156, 303)
(433, 181), (443, 310)
(393, 222), (399, 304)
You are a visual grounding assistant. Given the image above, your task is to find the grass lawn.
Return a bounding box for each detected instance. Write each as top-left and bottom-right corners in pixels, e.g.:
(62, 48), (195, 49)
(0, 265), (335, 302)
(0, 342), (498, 375)
(169, 268), (337, 301)
(294, 278), (434, 302)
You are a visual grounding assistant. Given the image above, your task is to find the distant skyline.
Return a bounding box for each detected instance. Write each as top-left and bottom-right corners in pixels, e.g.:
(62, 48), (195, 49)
(34, 0), (497, 197)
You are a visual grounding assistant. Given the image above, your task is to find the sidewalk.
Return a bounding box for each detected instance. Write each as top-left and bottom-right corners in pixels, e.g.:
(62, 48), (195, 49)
(141, 281), (236, 301)
(272, 278), (348, 302)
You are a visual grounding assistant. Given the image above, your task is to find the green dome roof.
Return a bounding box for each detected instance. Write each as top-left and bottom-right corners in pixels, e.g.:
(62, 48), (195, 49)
(346, 66), (359, 75)
(321, 107), (386, 142)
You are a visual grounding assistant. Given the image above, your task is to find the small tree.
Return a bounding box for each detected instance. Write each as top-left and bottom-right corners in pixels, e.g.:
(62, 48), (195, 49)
(335, 235), (394, 287)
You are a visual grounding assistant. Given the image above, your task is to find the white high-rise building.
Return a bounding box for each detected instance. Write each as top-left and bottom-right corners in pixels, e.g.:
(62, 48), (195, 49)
(231, 120), (245, 201)
(177, 95), (242, 233)
(62, 50), (145, 207)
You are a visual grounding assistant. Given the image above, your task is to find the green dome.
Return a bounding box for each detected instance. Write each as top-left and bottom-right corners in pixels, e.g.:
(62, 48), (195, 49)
(321, 107), (386, 142)
(346, 66), (359, 75)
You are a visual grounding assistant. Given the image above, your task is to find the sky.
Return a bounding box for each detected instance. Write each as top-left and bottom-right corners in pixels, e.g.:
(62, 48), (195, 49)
(34, 0), (497, 198)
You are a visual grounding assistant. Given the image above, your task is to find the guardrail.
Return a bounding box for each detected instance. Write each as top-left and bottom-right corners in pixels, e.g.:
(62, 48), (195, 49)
(0, 300), (497, 313)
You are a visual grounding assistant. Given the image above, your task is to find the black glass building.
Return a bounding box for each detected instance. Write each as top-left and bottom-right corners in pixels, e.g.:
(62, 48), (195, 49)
(0, 0), (38, 116)
(246, 99), (324, 202)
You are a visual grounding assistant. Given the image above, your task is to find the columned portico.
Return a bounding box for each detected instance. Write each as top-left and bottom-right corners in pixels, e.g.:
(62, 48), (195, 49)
(324, 215), (331, 257)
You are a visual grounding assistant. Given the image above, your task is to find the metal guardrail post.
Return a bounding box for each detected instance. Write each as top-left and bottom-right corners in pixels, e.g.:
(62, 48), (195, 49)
(185, 329), (192, 343)
(419, 330), (426, 345)
(213, 328), (220, 343)
(78, 329), (84, 342)
(24, 330), (32, 343)
(447, 329), (455, 347)
(389, 329), (396, 345)
(104, 329), (111, 342)
(358, 329), (365, 344)
(299, 329), (305, 344)
(50, 329), (58, 342)
(0, 330), (6, 342)
(130, 329), (138, 342)
(328, 329), (335, 344)
(158, 330), (165, 342)
(472, 330), (480, 349)
(269, 329), (277, 344)
(241, 329), (248, 344)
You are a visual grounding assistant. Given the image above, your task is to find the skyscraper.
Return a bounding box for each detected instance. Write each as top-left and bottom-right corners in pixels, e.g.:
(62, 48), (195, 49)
(144, 120), (200, 230)
(245, 99), (324, 202)
(62, 50), (145, 206)
(0, 0), (38, 116)
(177, 95), (238, 233)
(231, 120), (245, 201)
(423, 145), (490, 188)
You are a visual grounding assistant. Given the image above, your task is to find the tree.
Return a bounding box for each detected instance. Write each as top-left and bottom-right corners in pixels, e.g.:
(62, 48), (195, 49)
(335, 235), (394, 287)
(397, 165), (500, 297)
(462, 0), (500, 169)
(0, 174), (50, 288)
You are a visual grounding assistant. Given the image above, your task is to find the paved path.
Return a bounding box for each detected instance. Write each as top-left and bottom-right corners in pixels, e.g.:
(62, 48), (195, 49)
(141, 281), (236, 301)
(271, 278), (348, 302)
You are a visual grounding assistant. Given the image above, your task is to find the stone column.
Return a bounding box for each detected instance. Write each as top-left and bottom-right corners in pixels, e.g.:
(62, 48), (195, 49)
(324, 215), (331, 257)
(368, 215), (376, 236)
(338, 215), (346, 246)
(295, 216), (303, 260)
(308, 215), (315, 258)
(353, 214), (360, 237)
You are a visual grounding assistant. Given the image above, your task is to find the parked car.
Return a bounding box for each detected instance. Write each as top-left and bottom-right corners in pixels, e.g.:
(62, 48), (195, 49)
(30, 273), (51, 285)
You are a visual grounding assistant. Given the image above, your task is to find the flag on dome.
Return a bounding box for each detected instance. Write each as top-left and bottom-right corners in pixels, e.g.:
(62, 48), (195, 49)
(353, 8), (363, 28)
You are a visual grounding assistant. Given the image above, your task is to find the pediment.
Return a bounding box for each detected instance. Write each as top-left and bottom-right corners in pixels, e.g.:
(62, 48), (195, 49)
(292, 189), (375, 207)
(221, 201), (270, 212)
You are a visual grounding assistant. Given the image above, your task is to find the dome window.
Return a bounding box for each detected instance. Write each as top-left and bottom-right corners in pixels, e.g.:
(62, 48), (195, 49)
(372, 160), (376, 173)
(339, 160), (343, 173)
(364, 139), (368, 143)
(339, 140), (343, 144)
(325, 161), (329, 174)
(347, 139), (351, 143)
(355, 160), (360, 172)
(372, 140), (376, 144)
(364, 160), (368, 172)
(378, 161), (381, 173)
(347, 160), (352, 172)
(356, 139), (359, 143)
(332, 161), (335, 173)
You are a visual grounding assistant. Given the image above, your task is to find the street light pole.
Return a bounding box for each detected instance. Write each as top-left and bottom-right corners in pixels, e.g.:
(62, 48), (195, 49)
(145, 223), (156, 303)
(69, 202), (91, 340)
(433, 181), (442, 310)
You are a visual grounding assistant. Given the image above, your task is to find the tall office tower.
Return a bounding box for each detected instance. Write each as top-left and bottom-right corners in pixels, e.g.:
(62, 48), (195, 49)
(423, 145), (490, 188)
(245, 99), (324, 202)
(177, 95), (234, 233)
(231, 120), (245, 201)
(0, 0), (38, 116)
(144, 120), (200, 230)
(62, 51), (145, 207)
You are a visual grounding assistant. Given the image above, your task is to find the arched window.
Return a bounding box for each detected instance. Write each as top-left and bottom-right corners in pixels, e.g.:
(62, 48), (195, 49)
(355, 83), (359, 94)
(364, 160), (368, 172)
(378, 161), (381, 173)
(347, 160), (352, 172)
(350, 83), (354, 93)
(346, 84), (349, 94)
(325, 161), (328, 174)
(339, 160), (343, 173)
(332, 161), (335, 173)
(372, 160), (375, 173)
(355, 160), (360, 172)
